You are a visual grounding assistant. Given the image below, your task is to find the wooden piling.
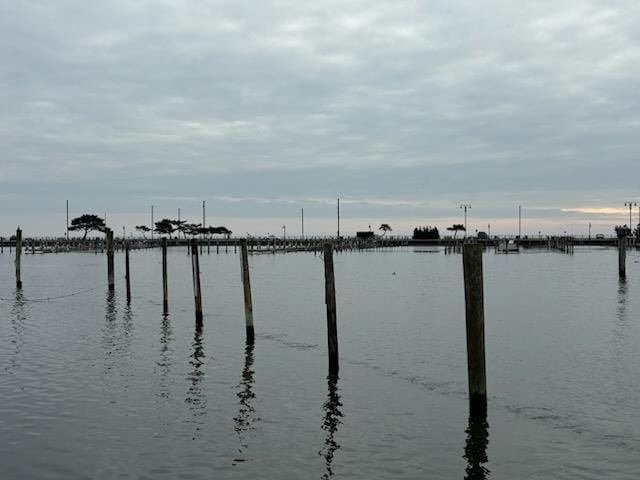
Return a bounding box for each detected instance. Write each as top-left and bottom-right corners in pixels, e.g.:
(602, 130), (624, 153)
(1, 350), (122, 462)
(162, 238), (169, 313)
(323, 243), (339, 373)
(15, 228), (22, 289)
(106, 229), (115, 292)
(190, 239), (203, 324)
(240, 239), (255, 342)
(125, 241), (131, 304)
(618, 238), (626, 278)
(462, 243), (487, 415)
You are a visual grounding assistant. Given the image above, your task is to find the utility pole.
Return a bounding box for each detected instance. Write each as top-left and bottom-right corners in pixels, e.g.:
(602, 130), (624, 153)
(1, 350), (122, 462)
(337, 198), (340, 239)
(151, 205), (154, 241)
(282, 224), (286, 241)
(460, 204), (471, 237)
(301, 208), (304, 239)
(588, 222), (592, 240)
(202, 200), (206, 229)
(487, 223), (490, 238)
(66, 200), (69, 241)
(624, 201), (636, 228)
(518, 205), (522, 238)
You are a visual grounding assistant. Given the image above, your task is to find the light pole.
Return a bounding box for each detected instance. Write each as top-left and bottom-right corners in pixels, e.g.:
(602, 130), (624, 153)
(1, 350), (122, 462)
(460, 204), (471, 236)
(151, 205), (154, 241)
(588, 222), (591, 240)
(337, 198), (340, 239)
(301, 208), (304, 239)
(518, 205), (522, 239)
(624, 201), (636, 227)
(282, 224), (286, 242)
(487, 223), (490, 238)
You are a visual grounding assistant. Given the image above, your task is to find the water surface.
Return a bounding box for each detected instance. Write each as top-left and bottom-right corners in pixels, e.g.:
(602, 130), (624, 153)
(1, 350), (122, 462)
(1, 246), (639, 479)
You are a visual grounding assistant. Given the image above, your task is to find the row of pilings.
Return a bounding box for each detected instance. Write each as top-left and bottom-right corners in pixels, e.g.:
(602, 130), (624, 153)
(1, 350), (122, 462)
(6, 228), (486, 416)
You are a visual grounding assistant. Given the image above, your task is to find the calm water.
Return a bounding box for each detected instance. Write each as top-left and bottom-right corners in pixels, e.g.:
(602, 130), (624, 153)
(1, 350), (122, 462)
(1, 246), (639, 479)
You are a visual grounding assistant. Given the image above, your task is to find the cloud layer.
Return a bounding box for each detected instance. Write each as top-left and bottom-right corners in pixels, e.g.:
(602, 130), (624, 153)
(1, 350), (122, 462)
(2, 1), (639, 234)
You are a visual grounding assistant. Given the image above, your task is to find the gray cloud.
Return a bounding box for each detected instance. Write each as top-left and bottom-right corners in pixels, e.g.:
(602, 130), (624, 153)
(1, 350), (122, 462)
(2, 1), (640, 234)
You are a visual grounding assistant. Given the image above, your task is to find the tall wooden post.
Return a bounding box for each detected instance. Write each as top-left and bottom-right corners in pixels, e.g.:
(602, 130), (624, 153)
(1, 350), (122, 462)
(106, 229), (115, 292)
(190, 239), (203, 324)
(323, 243), (339, 373)
(125, 241), (131, 304)
(240, 239), (255, 342)
(462, 243), (487, 415)
(15, 228), (22, 289)
(618, 238), (626, 278)
(162, 238), (169, 313)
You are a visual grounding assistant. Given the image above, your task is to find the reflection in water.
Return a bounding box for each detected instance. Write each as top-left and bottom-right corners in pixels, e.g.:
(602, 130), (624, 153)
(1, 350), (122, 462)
(319, 373), (343, 479)
(463, 414), (490, 480)
(102, 291), (118, 378)
(185, 322), (206, 439)
(8, 289), (27, 374)
(157, 313), (173, 399)
(616, 277), (627, 323)
(232, 341), (258, 465)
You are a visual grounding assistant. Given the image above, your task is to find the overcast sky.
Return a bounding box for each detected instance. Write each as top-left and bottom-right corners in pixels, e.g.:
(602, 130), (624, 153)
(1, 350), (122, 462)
(2, 0), (640, 237)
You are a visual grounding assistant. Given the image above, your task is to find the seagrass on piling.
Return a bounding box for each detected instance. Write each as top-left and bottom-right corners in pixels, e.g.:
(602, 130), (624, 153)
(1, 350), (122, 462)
(15, 228), (22, 289)
(323, 242), (339, 374)
(462, 243), (487, 415)
(162, 238), (169, 313)
(106, 229), (115, 292)
(618, 238), (626, 277)
(239, 239), (254, 342)
(190, 239), (203, 324)
(125, 241), (131, 304)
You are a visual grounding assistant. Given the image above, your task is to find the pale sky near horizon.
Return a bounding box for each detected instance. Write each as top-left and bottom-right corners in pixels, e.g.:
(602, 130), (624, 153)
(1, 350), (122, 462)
(2, 1), (640, 237)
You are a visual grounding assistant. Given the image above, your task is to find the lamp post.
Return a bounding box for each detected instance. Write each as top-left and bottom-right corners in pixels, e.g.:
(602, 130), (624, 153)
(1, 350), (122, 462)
(460, 204), (471, 236)
(624, 201), (636, 228)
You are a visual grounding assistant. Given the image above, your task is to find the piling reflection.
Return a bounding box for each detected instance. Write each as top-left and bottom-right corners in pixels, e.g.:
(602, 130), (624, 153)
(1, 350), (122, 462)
(185, 322), (206, 438)
(463, 414), (490, 480)
(232, 341), (258, 465)
(319, 373), (343, 479)
(616, 276), (627, 323)
(157, 313), (173, 399)
(9, 289), (27, 374)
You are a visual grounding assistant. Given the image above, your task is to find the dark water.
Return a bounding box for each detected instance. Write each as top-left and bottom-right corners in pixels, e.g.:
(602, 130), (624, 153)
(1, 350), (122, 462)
(1, 246), (639, 479)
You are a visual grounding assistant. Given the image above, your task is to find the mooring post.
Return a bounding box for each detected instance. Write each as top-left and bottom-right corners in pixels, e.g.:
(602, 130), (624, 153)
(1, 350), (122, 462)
(323, 242), (339, 373)
(240, 239), (255, 342)
(162, 237), (169, 313)
(462, 243), (487, 415)
(106, 229), (115, 292)
(618, 237), (626, 278)
(190, 239), (203, 324)
(15, 228), (22, 289)
(125, 241), (131, 304)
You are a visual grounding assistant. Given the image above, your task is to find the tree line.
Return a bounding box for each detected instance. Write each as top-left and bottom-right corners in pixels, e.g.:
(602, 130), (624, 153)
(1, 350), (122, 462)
(67, 214), (231, 239)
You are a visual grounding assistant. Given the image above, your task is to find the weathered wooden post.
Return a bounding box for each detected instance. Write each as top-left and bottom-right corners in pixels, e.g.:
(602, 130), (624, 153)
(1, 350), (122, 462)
(190, 239), (203, 324)
(15, 228), (22, 289)
(125, 241), (131, 304)
(239, 239), (255, 342)
(106, 229), (115, 292)
(618, 237), (626, 277)
(323, 243), (339, 373)
(462, 243), (487, 415)
(162, 238), (169, 313)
